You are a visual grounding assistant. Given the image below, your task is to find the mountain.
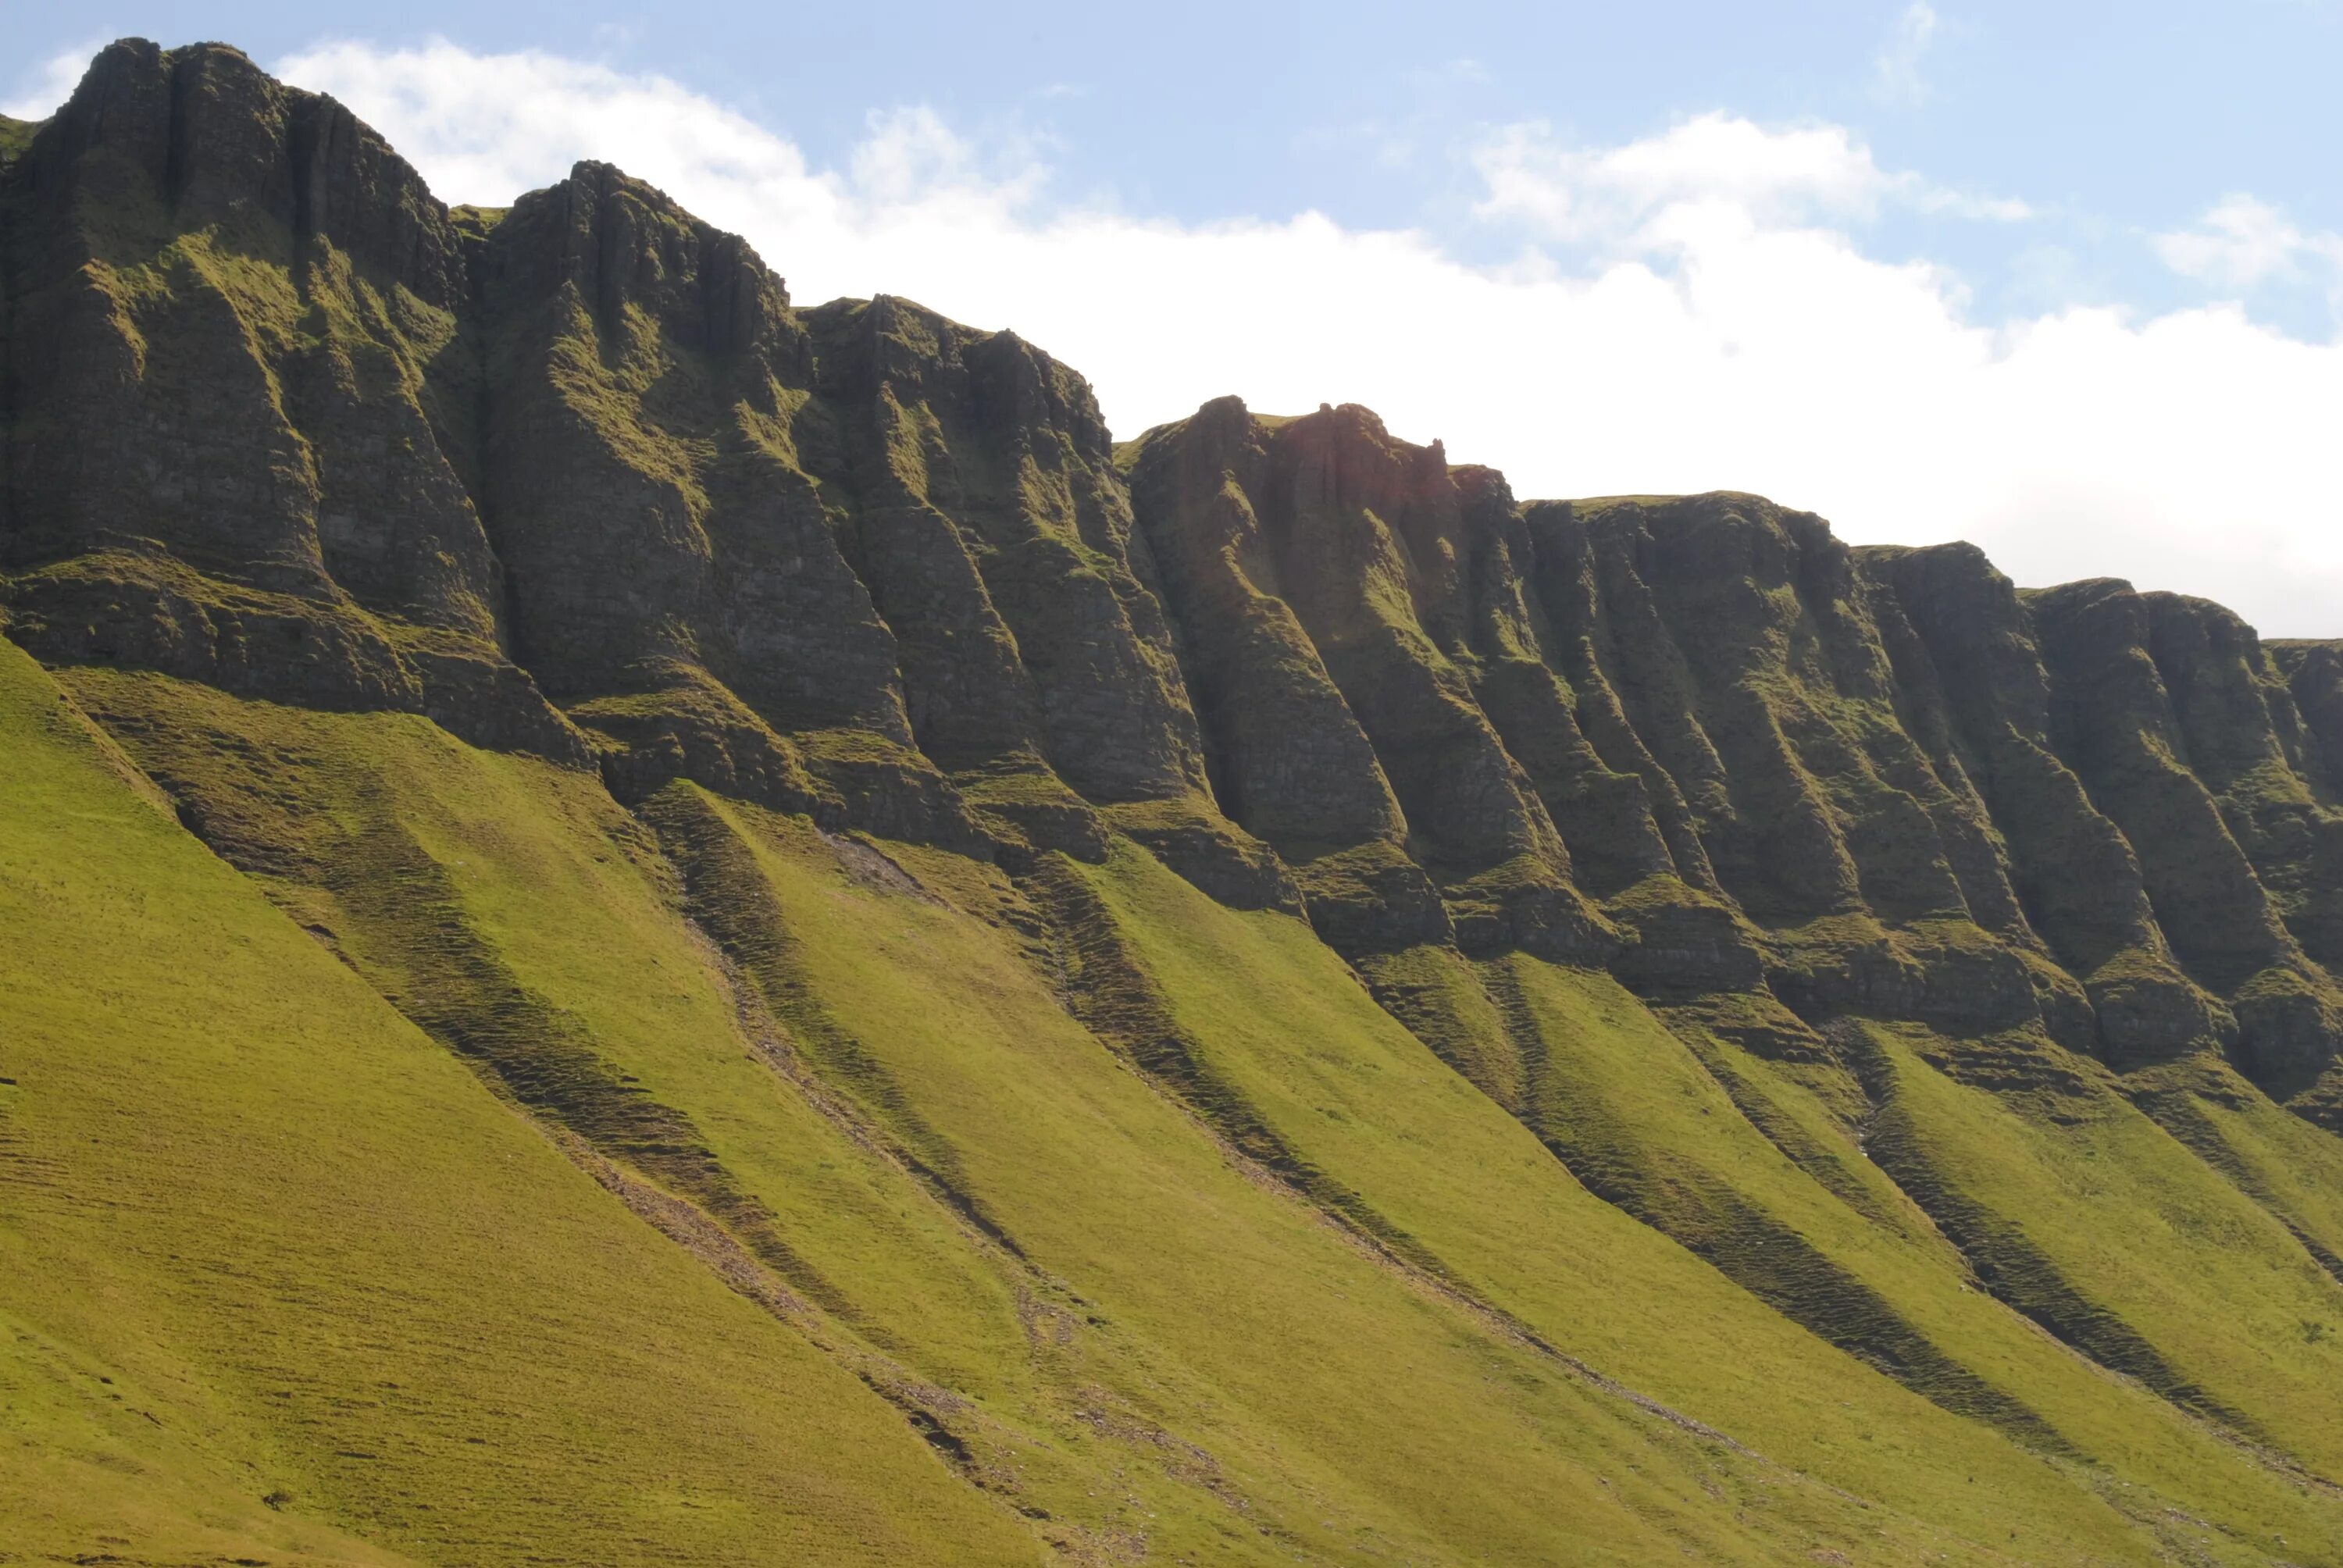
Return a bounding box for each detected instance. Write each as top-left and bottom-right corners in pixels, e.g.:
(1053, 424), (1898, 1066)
(7, 39), (2343, 1566)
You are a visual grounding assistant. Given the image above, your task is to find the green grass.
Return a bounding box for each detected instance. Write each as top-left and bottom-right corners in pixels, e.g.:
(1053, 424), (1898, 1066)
(1864, 1022), (2343, 1480)
(48, 669), (1305, 1557)
(704, 805), (2013, 1565)
(0, 112), (38, 163)
(15, 650), (2343, 1563)
(2131, 1057), (2343, 1275)
(0, 644), (1042, 1566)
(1074, 843), (2343, 1563)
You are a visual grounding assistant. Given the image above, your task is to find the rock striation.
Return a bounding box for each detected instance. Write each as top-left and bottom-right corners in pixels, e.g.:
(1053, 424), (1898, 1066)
(7, 40), (2343, 1131)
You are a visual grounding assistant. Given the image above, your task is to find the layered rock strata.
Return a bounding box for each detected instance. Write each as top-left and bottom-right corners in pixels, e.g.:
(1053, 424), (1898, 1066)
(7, 41), (2343, 1129)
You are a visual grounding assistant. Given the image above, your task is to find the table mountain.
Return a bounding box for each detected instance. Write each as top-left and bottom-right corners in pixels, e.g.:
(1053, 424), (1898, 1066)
(9, 40), (2343, 1566)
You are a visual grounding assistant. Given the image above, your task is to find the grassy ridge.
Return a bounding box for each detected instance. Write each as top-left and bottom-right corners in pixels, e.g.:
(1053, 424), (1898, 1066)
(51, 671), (1311, 1559)
(2124, 1057), (2343, 1279)
(0, 645), (1040, 1566)
(1860, 1025), (2343, 1478)
(1075, 843), (2343, 1563)
(712, 801), (1994, 1565)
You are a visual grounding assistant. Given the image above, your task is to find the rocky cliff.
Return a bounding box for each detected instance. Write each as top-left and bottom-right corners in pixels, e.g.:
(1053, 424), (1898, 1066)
(11, 41), (2343, 1568)
(16, 41), (2337, 1126)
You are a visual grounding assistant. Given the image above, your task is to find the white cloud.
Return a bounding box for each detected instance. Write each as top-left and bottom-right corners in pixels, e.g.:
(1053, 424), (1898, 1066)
(1871, 2), (1942, 107)
(12, 40), (2343, 637)
(1475, 115), (1893, 243)
(1471, 112), (2025, 251)
(2156, 193), (2343, 293)
(2, 37), (105, 120)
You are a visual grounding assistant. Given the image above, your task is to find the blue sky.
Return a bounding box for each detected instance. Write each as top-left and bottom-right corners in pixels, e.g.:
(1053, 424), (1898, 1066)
(9, 3), (2343, 631)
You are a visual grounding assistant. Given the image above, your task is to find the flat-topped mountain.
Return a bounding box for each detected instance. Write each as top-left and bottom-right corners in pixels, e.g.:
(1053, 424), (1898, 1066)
(8, 40), (2343, 1566)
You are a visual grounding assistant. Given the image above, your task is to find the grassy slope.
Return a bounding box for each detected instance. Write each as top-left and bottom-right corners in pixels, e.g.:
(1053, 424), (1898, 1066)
(1515, 971), (2343, 1557)
(0, 644), (1040, 1566)
(19, 654), (2343, 1563)
(1079, 842), (2343, 1563)
(1867, 1026), (2343, 1476)
(712, 799), (2004, 1566)
(54, 670), (1350, 1559)
(2127, 1057), (2343, 1277)
(47, 671), (1902, 1562)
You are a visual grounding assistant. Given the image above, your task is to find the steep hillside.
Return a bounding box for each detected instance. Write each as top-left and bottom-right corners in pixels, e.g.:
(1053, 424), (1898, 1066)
(6, 39), (2343, 1566)
(0, 641), (1043, 1566)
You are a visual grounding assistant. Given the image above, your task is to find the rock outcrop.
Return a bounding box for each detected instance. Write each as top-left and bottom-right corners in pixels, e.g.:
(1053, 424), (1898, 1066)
(7, 40), (2343, 1128)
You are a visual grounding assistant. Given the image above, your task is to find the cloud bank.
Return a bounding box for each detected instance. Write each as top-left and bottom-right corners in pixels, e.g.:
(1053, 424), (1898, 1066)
(2156, 194), (2343, 299)
(14, 39), (2343, 636)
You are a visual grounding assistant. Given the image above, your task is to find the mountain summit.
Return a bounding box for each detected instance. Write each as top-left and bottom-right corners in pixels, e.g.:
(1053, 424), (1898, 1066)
(8, 41), (2343, 1566)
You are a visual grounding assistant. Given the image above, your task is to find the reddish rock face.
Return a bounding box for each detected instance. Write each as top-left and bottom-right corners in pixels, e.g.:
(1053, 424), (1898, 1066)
(8, 41), (2343, 1124)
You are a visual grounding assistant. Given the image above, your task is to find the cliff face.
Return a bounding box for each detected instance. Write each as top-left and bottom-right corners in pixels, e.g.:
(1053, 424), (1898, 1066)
(10, 43), (2343, 1118)
(0, 38), (569, 760)
(1122, 401), (2343, 1121)
(13, 41), (2343, 1568)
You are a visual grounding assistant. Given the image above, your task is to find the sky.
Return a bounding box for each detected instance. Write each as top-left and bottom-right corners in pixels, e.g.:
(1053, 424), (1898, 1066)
(7, 2), (2343, 633)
